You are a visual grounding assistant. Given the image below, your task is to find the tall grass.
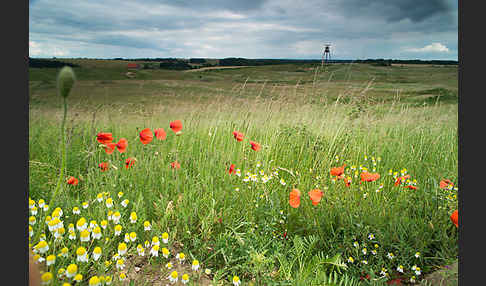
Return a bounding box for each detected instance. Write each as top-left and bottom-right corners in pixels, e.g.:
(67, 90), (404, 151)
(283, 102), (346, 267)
(29, 63), (457, 285)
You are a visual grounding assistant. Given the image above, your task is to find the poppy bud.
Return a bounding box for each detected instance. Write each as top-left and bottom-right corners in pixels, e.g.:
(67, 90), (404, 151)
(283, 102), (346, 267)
(57, 66), (76, 98)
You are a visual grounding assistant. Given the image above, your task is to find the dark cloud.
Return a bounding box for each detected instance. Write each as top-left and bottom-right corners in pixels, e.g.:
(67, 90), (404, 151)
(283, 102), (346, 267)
(328, 0), (454, 23)
(153, 0), (267, 12)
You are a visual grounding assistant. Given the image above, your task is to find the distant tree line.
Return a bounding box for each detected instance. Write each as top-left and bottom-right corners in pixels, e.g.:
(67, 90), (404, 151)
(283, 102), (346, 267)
(28, 57), (79, 68)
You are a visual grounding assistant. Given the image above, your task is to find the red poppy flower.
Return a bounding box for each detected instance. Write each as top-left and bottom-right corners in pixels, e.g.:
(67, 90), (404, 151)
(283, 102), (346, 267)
(139, 128), (153, 145)
(405, 185), (418, 190)
(330, 164), (346, 177)
(450, 209), (458, 228)
(125, 157), (136, 169)
(289, 189), (301, 208)
(360, 172), (380, 182)
(116, 138), (128, 153)
(250, 141), (261, 151)
(98, 162), (109, 172)
(67, 176), (78, 186)
(228, 164), (235, 175)
(394, 175), (410, 186)
(233, 131), (244, 142)
(344, 177), (351, 187)
(170, 161), (181, 169)
(440, 179), (454, 189)
(104, 142), (116, 154)
(170, 120), (183, 134)
(154, 128), (167, 140)
(96, 132), (113, 144)
(308, 189), (323, 206)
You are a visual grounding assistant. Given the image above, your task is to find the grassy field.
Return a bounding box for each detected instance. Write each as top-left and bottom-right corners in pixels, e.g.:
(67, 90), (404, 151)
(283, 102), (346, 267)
(29, 60), (458, 285)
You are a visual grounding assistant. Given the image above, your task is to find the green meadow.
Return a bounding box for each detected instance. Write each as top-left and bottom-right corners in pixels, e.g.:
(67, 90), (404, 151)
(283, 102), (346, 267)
(29, 60), (458, 285)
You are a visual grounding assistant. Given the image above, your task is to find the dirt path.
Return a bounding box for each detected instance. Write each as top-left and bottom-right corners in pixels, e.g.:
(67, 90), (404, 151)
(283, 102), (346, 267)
(420, 261), (458, 286)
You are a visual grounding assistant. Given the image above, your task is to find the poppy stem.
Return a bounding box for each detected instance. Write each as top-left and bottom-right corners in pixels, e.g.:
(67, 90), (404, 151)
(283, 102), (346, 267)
(51, 96), (68, 203)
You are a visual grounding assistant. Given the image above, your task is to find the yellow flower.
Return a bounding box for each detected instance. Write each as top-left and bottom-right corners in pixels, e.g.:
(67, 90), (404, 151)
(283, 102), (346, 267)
(41, 272), (53, 285)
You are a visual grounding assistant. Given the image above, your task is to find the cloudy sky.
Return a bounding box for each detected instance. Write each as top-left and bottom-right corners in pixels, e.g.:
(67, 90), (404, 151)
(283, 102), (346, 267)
(29, 0), (458, 60)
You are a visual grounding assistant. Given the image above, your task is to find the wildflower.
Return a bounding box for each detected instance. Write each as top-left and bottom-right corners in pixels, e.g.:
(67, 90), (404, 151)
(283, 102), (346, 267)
(67, 176), (79, 185)
(151, 245), (160, 257)
(235, 169), (241, 177)
(92, 227), (102, 240)
(169, 271), (178, 283)
(145, 240), (150, 248)
(112, 212), (121, 224)
(129, 211), (137, 223)
(119, 272), (127, 282)
(59, 247), (69, 258)
(386, 252), (395, 260)
(347, 257), (354, 263)
(137, 244), (145, 256)
(29, 216), (36, 226)
(116, 138), (127, 153)
(162, 232), (169, 243)
(35, 240), (49, 254)
(415, 252), (421, 258)
(170, 120), (183, 134)
(93, 247), (102, 261)
(125, 157), (136, 169)
(232, 131), (244, 141)
(76, 217), (87, 231)
(80, 229), (90, 242)
(46, 254), (56, 266)
(361, 260), (368, 265)
(308, 189), (323, 206)
(176, 252), (186, 263)
(76, 246), (88, 262)
(232, 275), (241, 286)
(368, 233), (375, 240)
(152, 236), (160, 246)
(89, 276), (101, 286)
(139, 128), (154, 144)
(330, 164), (346, 177)
(105, 260), (112, 268)
(57, 268), (65, 278)
(100, 220), (108, 229)
(249, 141), (261, 151)
(118, 243), (128, 256)
(450, 210), (458, 228)
(121, 199), (129, 208)
(380, 268), (387, 277)
(154, 128), (167, 140)
(73, 274), (83, 283)
(362, 248), (367, 255)
(41, 272), (53, 285)
(353, 241), (359, 248)
(99, 162), (109, 172)
(104, 142), (116, 154)
(440, 179), (454, 189)
(31, 206), (38, 216)
(116, 258), (125, 270)
(162, 247), (170, 258)
(129, 232), (137, 242)
(289, 189), (301, 208)
(166, 262), (173, 269)
(143, 221), (151, 231)
(228, 164), (236, 175)
(29, 226), (33, 238)
(205, 269), (212, 275)
(181, 273), (190, 284)
(66, 229), (76, 240)
(105, 198), (114, 208)
(397, 265), (404, 273)
(97, 132), (113, 144)
(360, 171), (380, 182)
(192, 259), (200, 271)
(410, 276), (416, 283)
(170, 161), (181, 169)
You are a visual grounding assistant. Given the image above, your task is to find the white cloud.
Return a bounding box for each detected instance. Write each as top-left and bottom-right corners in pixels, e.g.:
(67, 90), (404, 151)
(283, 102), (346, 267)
(29, 40), (70, 57)
(405, 42), (450, 53)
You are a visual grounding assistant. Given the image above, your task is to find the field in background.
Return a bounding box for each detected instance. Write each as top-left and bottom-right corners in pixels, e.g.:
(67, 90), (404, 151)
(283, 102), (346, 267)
(29, 60), (458, 285)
